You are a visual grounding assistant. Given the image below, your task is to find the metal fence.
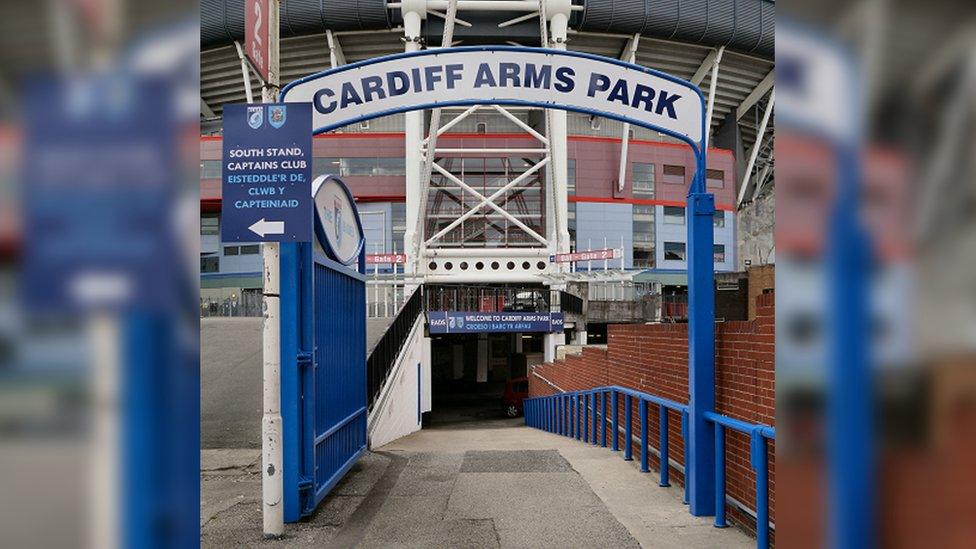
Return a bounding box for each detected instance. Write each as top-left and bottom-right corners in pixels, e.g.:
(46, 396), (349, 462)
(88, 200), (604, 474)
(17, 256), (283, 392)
(366, 286), (424, 408)
(525, 386), (775, 549)
(199, 291), (262, 317)
(424, 284), (559, 314)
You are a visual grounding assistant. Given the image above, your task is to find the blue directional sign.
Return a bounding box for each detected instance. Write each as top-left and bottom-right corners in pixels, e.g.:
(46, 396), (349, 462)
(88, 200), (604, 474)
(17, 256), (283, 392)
(221, 102), (312, 242)
(427, 311), (564, 334)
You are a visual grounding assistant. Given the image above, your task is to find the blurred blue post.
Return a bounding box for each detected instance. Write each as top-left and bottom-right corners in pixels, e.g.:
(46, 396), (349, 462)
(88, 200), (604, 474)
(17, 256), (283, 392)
(686, 147), (716, 516)
(624, 395), (633, 460)
(611, 390), (619, 451)
(583, 393), (590, 442)
(639, 399), (649, 472)
(829, 142), (873, 549)
(659, 405), (670, 487)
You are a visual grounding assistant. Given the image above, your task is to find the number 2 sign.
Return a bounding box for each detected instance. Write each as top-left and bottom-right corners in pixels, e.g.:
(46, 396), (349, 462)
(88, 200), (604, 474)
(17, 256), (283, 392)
(245, 0), (270, 82)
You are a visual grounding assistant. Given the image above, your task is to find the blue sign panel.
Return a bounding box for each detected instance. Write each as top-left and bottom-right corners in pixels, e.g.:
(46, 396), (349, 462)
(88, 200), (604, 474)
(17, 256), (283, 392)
(22, 74), (177, 313)
(221, 103), (312, 242)
(427, 311), (564, 334)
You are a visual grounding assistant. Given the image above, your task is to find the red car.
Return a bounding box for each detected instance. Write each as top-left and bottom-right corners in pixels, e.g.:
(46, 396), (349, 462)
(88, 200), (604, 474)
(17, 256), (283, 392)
(503, 377), (529, 417)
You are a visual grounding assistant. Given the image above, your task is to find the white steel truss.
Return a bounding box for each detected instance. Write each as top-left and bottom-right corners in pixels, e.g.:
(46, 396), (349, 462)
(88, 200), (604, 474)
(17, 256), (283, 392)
(399, 0), (574, 283)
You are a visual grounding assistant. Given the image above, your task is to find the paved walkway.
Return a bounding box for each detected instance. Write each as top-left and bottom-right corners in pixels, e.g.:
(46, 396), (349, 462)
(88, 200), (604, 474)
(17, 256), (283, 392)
(201, 418), (753, 548)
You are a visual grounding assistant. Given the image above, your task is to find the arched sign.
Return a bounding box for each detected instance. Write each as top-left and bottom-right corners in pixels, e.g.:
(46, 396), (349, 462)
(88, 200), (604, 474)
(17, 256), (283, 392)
(281, 46), (704, 157)
(312, 174), (365, 266)
(282, 46), (718, 516)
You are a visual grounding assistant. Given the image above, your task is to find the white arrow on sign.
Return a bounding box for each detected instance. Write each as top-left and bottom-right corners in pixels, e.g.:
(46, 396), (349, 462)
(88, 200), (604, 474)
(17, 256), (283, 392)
(248, 218), (285, 237)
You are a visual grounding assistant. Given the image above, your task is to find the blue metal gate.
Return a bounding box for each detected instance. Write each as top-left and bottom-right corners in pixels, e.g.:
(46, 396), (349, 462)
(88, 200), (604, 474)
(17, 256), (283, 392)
(279, 180), (367, 522)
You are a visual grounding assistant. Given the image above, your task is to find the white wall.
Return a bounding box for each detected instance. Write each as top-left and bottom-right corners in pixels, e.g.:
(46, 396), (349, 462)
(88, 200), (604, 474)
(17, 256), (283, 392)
(367, 316), (432, 448)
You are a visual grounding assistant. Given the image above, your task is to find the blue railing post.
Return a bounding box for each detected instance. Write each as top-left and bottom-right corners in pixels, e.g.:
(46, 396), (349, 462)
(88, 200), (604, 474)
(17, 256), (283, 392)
(590, 392), (597, 445)
(714, 424), (727, 527)
(573, 393), (583, 440)
(600, 391), (608, 448)
(682, 410), (690, 505)
(659, 405), (670, 487)
(611, 390), (619, 452)
(752, 430), (770, 549)
(558, 395), (564, 436)
(623, 395), (633, 461)
(639, 399), (649, 473)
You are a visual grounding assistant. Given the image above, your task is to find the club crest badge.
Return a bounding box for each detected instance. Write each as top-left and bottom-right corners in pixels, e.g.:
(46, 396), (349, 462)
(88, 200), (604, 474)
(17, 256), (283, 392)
(333, 196), (344, 246)
(269, 105), (286, 128)
(247, 106), (263, 129)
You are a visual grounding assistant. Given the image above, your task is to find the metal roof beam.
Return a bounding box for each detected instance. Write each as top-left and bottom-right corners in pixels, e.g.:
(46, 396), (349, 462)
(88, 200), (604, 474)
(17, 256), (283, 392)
(201, 97), (216, 119)
(736, 70), (773, 120)
(691, 48), (721, 86)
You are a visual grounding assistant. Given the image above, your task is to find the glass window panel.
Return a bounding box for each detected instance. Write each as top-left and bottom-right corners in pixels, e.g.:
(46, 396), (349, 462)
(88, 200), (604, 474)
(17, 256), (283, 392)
(706, 168), (724, 188)
(201, 214), (219, 236)
(200, 160), (221, 179)
(664, 242), (686, 261)
(663, 206), (685, 225)
(223, 246), (239, 256)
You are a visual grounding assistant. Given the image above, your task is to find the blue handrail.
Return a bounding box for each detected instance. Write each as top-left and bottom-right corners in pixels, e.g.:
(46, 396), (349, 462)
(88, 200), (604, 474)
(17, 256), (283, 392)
(525, 386), (775, 549)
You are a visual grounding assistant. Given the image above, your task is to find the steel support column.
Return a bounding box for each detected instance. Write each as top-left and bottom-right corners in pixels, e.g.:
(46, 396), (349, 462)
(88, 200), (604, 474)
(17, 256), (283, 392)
(686, 160), (716, 516)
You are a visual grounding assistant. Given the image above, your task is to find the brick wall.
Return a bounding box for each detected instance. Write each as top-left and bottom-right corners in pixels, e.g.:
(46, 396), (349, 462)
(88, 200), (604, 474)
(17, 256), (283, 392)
(530, 292), (775, 537)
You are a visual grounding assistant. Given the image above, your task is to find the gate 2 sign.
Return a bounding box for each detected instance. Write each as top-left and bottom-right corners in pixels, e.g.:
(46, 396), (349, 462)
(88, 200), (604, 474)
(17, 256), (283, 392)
(313, 175), (365, 266)
(281, 46), (704, 148)
(245, 0), (270, 82)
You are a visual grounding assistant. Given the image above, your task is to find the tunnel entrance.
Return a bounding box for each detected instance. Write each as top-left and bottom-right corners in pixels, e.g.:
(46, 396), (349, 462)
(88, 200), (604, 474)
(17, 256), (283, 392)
(428, 332), (544, 426)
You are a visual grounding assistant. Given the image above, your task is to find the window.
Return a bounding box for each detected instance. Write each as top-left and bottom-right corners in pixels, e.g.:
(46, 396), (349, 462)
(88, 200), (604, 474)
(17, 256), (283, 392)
(313, 157), (406, 177)
(632, 162), (655, 198)
(200, 160), (221, 179)
(663, 164), (685, 185)
(567, 159), (577, 194)
(706, 169), (725, 189)
(359, 120), (370, 130)
(632, 205), (654, 245)
(713, 211), (725, 228)
(664, 242), (686, 261)
(713, 244), (726, 263)
(590, 116), (601, 130)
(476, 122), (488, 134)
(663, 206), (685, 225)
(201, 255), (219, 273)
(633, 249), (655, 269)
(201, 214), (219, 236)
(224, 245), (260, 256)
(391, 203), (406, 254)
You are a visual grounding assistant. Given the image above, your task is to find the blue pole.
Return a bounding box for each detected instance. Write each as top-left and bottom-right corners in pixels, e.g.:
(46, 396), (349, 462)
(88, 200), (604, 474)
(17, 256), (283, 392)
(611, 390), (619, 451)
(753, 432), (769, 549)
(659, 405), (670, 487)
(714, 424), (727, 527)
(600, 391), (608, 448)
(829, 142), (873, 549)
(686, 146), (716, 516)
(639, 399), (649, 473)
(624, 395), (633, 461)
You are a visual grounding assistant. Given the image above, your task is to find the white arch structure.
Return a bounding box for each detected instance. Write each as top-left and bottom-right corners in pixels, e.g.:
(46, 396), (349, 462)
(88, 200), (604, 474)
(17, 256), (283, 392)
(281, 43), (721, 517)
